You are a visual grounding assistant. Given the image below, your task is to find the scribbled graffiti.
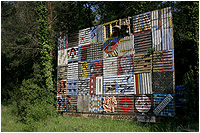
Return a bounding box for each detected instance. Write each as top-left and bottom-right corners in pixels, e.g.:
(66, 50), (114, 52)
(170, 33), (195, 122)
(103, 96), (117, 113)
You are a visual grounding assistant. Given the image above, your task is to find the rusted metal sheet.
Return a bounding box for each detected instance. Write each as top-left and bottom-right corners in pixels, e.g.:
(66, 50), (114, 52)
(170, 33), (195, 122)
(90, 59), (103, 77)
(103, 57), (117, 76)
(58, 35), (67, 51)
(103, 38), (119, 58)
(57, 66), (67, 80)
(118, 35), (134, 56)
(118, 54), (134, 75)
(67, 95), (78, 112)
(67, 62), (78, 79)
(153, 94), (174, 117)
(57, 80), (67, 95)
(89, 95), (103, 113)
(67, 47), (79, 62)
(77, 95), (90, 112)
(134, 53), (152, 74)
(67, 79), (78, 95)
(78, 78), (90, 95)
(90, 42), (103, 60)
(58, 49), (68, 66)
(97, 24), (103, 42)
(153, 71), (173, 94)
(57, 95), (67, 111)
(78, 61), (90, 79)
(134, 94), (153, 115)
(103, 20), (119, 41)
(134, 73), (152, 94)
(79, 28), (91, 45)
(68, 32), (79, 48)
(90, 76), (103, 95)
(78, 44), (90, 62)
(153, 49), (173, 72)
(90, 26), (97, 44)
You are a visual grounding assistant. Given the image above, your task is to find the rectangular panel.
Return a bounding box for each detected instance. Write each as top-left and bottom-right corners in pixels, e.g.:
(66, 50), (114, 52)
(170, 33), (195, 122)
(79, 28), (91, 45)
(119, 17), (133, 36)
(153, 49), (173, 72)
(77, 95), (90, 112)
(153, 94), (174, 117)
(57, 66), (67, 80)
(67, 95), (78, 112)
(58, 35), (67, 51)
(117, 94), (134, 115)
(89, 95), (103, 113)
(90, 76), (96, 95)
(67, 62), (78, 79)
(78, 44), (90, 62)
(134, 53), (152, 74)
(118, 35), (134, 56)
(102, 95), (118, 113)
(118, 54), (134, 75)
(57, 80), (67, 95)
(96, 76), (103, 95)
(103, 20), (119, 41)
(67, 79), (78, 95)
(58, 49), (68, 66)
(116, 75), (134, 94)
(97, 24), (103, 42)
(90, 26), (97, 44)
(78, 78), (90, 95)
(90, 42), (103, 60)
(57, 95), (67, 112)
(103, 57), (118, 76)
(67, 47), (79, 62)
(90, 59), (103, 77)
(103, 38), (119, 58)
(103, 75), (119, 94)
(78, 61), (90, 79)
(68, 32), (79, 48)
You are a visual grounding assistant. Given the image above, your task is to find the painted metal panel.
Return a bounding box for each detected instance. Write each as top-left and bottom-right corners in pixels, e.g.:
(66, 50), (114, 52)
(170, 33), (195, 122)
(57, 66), (67, 80)
(67, 95), (78, 112)
(97, 24), (103, 42)
(79, 28), (91, 45)
(103, 20), (119, 41)
(58, 35), (67, 51)
(67, 62), (78, 79)
(103, 38), (119, 59)
(90, 26), (97, 44)
(134, 53), (152, 74)
(90, 42), (103, 60)
(90, 59), (103, 77)
(102, 95), (118, 113)
(77, 95), (90, 112)
(78, 44), (91, 62)
(68, 32), (79, 48)
(118, 35), (134, 56)
(153, 71), (173, 94)
(117, 94), (134, 115)
(153, 94), (174, 117)
(78, 78), (90, 95)
(118, 54), (134, 75)
(103, 57), (118, 76)
(57, 80), (67, 95)
(134, 73), (152, 94)
(90, 76), (103, 95)
(89, 95), (103, 113)
(58, 49), (68, 66)
(57, 95), (67, 111)
(67, 79), (78, 95)
(67, 47), (79, 62)
(90, 76), (96, 95)
(153, 49), (173, 72)
(103, 76), (119, 94)
(78, 61), (90, 79)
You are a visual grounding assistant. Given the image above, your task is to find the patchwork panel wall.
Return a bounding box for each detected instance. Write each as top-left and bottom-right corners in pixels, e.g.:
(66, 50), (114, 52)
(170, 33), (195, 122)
(57, 7), (175, 119)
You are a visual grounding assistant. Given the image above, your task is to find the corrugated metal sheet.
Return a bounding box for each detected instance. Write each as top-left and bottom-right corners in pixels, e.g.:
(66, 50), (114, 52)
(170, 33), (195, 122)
(134, 53), (152, 74)
(117, 94), (134, 114)
(153, 71), (173, 94)
(90, 59), (103, 77)
(68, 32), (79, 48)
(90, 42), (103, 60)
(77, 95), (90, 112)
(90, 76), (103, 95)
(79, 28), (91, 45)
(67, 96), (78, 112)
(103, 38), (119, 58)
(57, 80), (67, 95)
(97, 24), (103, 42)
(103, 76), (118, 94)
(78, 78), (90, 95)
(102, 95), (118, 113)
(153, 49), (173, 72)
(118, 35), (134, 56)
(67, 47), (79, 62)
(90, 26), (97, 44)
(67, 62), (78, 79)
(153, 94), (174, 117)
(57, 66), (67, 80)
(89, 95), (103, 113)
(118, 54), (134, 75)
(103, 57), (118, 76)
(58, 49), (68, 66)
(58, 35), (67, 51)
(57, 95), (67, 111)
(79, 44), (90, 62)
(90, 76), (96, 95)
(78, 61), (90, 79)
(134, 73), (152, 94)
(103, 20), (119, 41)
(67, 79), (78, 95)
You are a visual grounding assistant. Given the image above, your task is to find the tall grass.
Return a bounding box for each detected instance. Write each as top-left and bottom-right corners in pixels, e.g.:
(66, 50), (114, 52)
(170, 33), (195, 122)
(1, 105), (199, 132)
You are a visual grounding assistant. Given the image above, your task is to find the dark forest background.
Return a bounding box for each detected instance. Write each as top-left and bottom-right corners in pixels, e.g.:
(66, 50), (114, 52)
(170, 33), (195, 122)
(1, 1), (199, 124)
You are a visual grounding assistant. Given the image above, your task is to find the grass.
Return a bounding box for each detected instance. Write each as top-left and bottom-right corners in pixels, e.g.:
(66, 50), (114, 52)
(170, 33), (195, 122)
(1, 105), (199, 132)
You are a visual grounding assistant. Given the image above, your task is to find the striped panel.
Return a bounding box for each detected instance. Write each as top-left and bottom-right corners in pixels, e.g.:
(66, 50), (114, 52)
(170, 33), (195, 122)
(57, 95), (67, 112)
(79, 28), (91, 45)
(90, 59), (103, 77)
(103, 38), (119, 58)
(90, 76), (103, 95)
(67, 79), (78, 95)
(77, 95), (90, 112)
(103, 76), (119, 94)
(89, 95), (103, 113)
(134, 53), (152, 74)
(103, 57), (118, 76)
(153, 49), (173, 72)
(133, 12), (151, 34)
(67, 62), (78, 79)
(78, 44), (90, 62)
(118, 54), (134, 75)
(118, 35), (134, 56)
(103, 20), (119, 41)
(134, 94), (153, 114)
(78, 78), (90, 95)
(57, 66), (67, 80)
(97, 24), (103, 42)
(153, 71), (173, 94)
(58, 35), (67, 51)
(57, 80), (67, 95)
(134, 73), (152, 94)
(67, 47), (79, 62)
(117, 94), (134, 115)
(68, 32), (79, 48)
(67, 95), (78, 112)
(90, 26), (97, 44)
(153, 94), (174, 117)
(78, 61), (90, 79)
(134, 32), (152, 54)
(58, 49), (68, 66)
(116, 75), (134, 95)
(90, 42), (103, 60)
